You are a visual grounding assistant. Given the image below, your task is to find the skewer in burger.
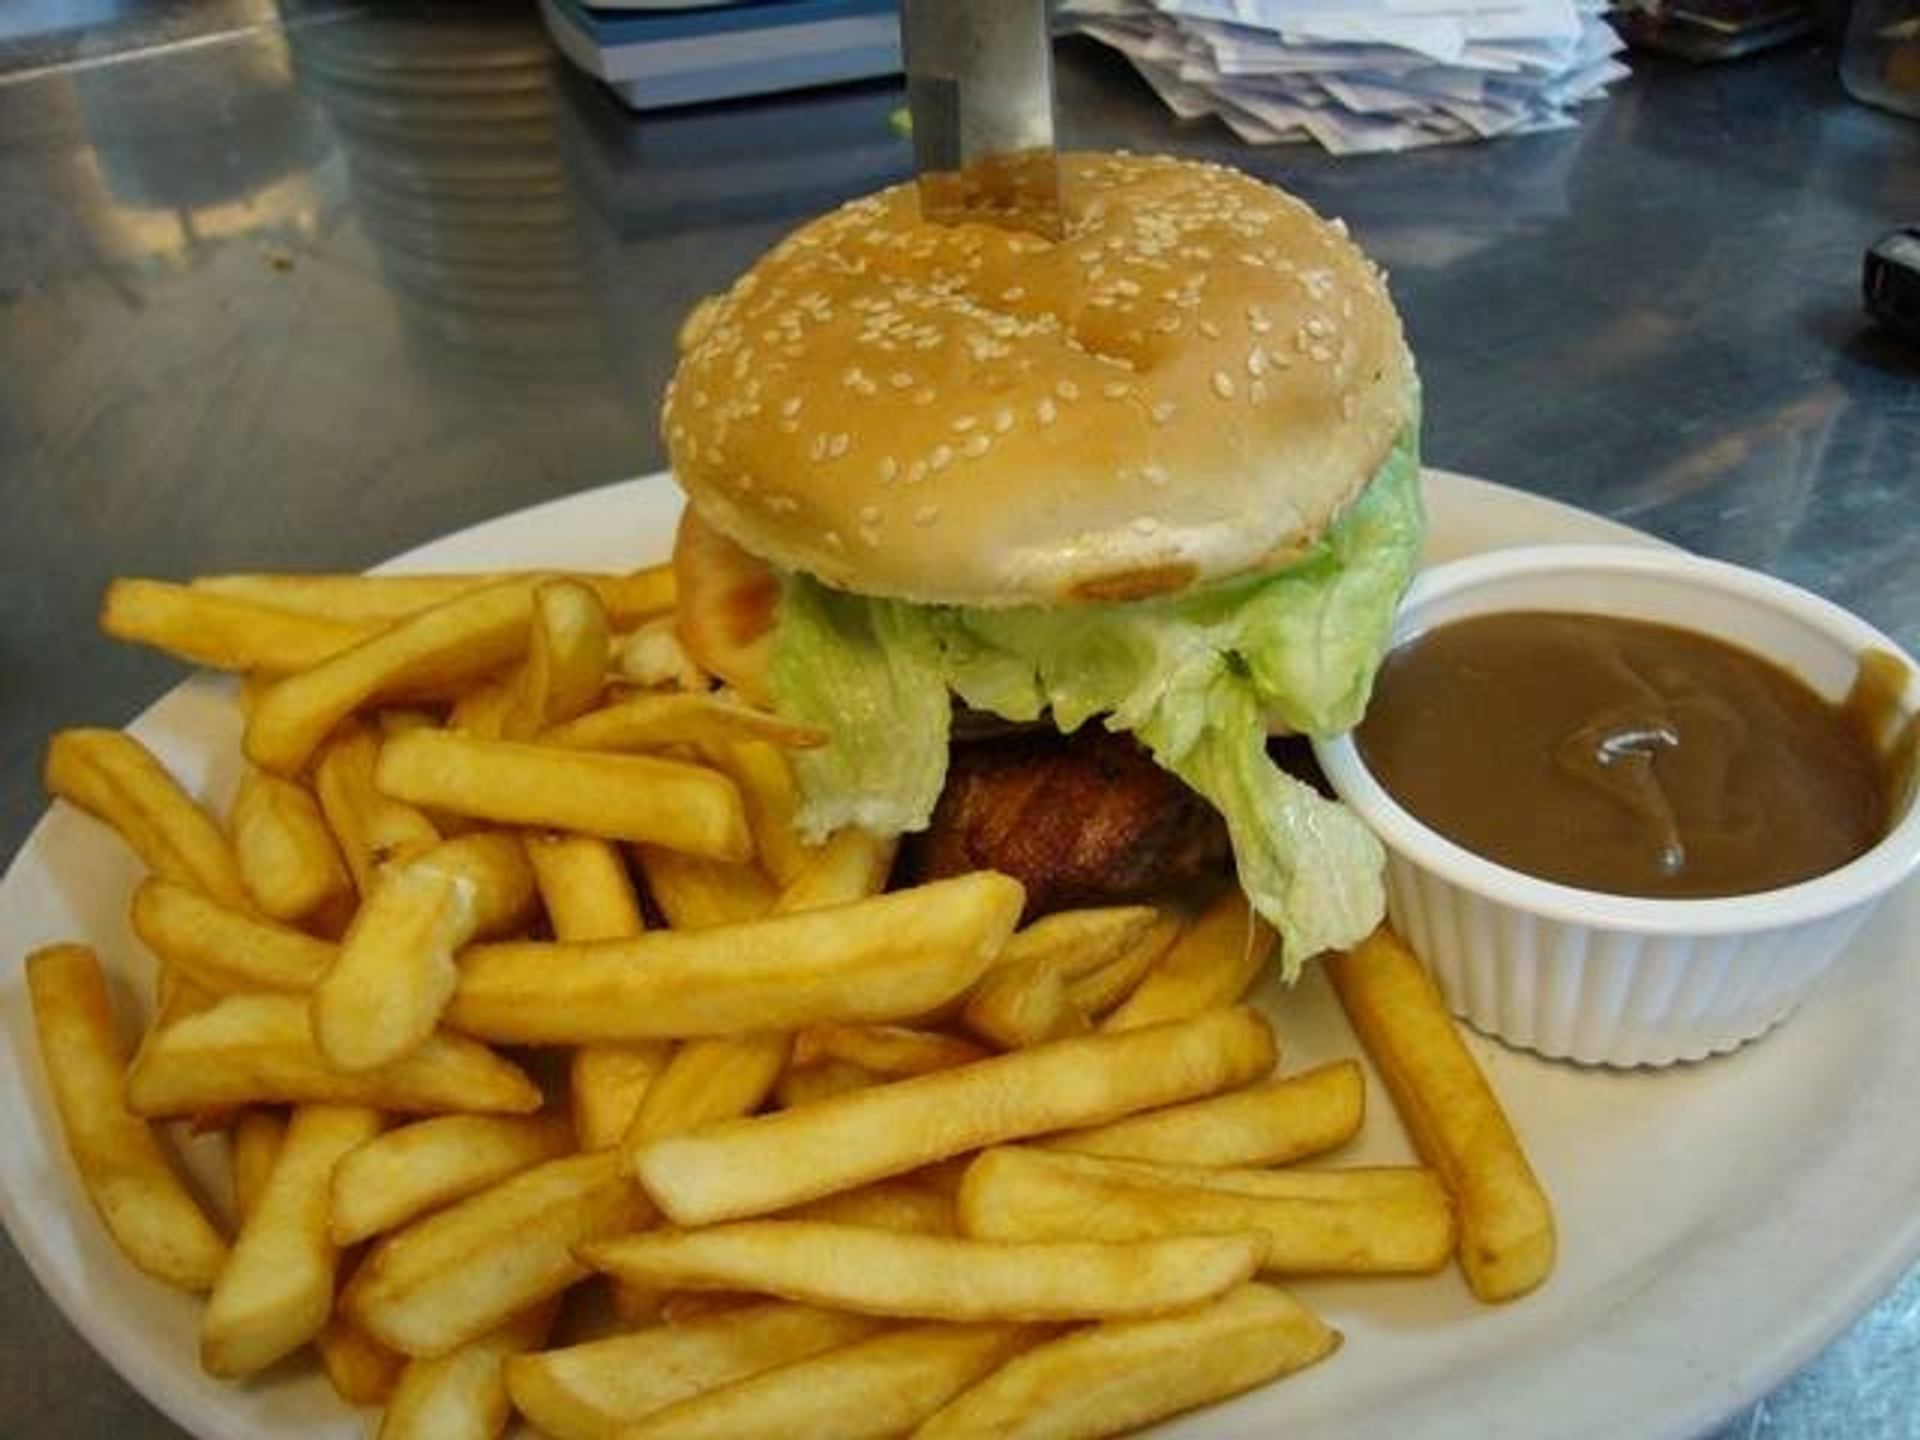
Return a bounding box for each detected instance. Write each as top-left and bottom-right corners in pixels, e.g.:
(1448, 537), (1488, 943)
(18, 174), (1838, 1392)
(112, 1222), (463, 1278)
(665, 152), (1422, 976)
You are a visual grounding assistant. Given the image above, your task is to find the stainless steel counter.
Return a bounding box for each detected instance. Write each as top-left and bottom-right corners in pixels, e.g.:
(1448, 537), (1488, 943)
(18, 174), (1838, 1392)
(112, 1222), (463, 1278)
(3, 3), (1918, 1435)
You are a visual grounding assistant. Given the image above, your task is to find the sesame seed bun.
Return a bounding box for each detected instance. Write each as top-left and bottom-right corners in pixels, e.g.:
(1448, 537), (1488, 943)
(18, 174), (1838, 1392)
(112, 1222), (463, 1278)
(664, 152), (1415, 608)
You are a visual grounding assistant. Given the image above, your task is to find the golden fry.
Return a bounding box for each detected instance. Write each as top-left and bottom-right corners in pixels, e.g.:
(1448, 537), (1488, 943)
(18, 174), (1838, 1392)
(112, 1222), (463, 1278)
(313, 720), (440, 897)
(524, 833), (643, 941)
(1042, 1062), (1364, 1168)
(542, 692), (825, 752)
(773, 826), (898, 913)
(314, 865), (475, 1072)
(504, 1302), (881, 1440)
(633, 845), (775, 929)
(228, 1108), (286, 1222)
(126, 993), (541, 1117)
(957, 1148), (1455, 1276)
(329, 1112), (574, 1247)
(376, 730), (750, 859)
(25, 945), (229, 1291)
(500, 579), (610, 740)
(44, 728), (250, 911)
(377, 1300), (556, 1440)
(1067, 910), (1184, 1017)
(193, 566), (673, 628)
(620, 1034), (790, 1161)
(201, 1104), (382, 1377)
(347, 1151), (645, 1358)
(450, 872), (1024, 1046)
(790, 1024), (987, 1079)
(315, 1306), (407, 1408)
(622, 1322), (1040, 1440)
(1103, 889), (1274, 1031)
(132, 878), (334, 993)
(701, 739), (818, 887)
(583, 1220), (1266, 1321)
(230, 771), (354, 925)
(1327, 927), (1557, 1302)
(101, 579), (376, 673)
(915, 1283), (1339, 1440)
(632, 1007), (1275, 1225)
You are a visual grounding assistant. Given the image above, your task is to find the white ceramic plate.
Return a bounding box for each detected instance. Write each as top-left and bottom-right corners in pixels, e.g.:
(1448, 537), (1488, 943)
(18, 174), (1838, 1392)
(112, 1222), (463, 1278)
(3, 470), (1917, 1440)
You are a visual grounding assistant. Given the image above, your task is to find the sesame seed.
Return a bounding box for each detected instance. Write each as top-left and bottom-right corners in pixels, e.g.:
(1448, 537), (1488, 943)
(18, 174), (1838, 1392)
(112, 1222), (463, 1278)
(1247, 349), (1267, 377)
(993, 407), (1015, 433)
(1132, 516), (1160, 535)
(962, 434), (991, 458)
(1151, 401), (1177, 426)
(1198, 320), (1222, 339)
(879, 457), (899, 484)
(781, 396), (804, 417)
(1001, 286), (1026, 302)
(1305, 317), (1332, 338)
(1055, 380), (1080, 401)
(1103, 381), (1131, 399)
(825, 530), (845, 550)
(914, 504), (940, 527)
(929, 445), (954, 471)
(859, 504), (882, 524)
(951, 416), (978, 433)
(1143, 464), (1169, 487)
(906, 460), (928, 485)
(1037, 398), (1058, 425)
(828, 433), (850, 458)
(890, 371), (915, 389)
(1212, 371), (1236, 400)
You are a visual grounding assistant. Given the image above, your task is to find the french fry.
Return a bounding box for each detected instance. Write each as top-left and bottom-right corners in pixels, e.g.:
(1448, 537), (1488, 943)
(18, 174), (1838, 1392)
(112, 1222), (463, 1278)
(773, 826), (899, 913)
(313, 832), (535, 1073)
(500, 579), (610, 740)
(449, 872), (1025, 1046)
(784, 1181), (957, 1235)
(378, 1299), (556, 1440)
(634, 845), (776, 929)
(100, 579), (377, 673)
(1328, 927), (1557, 1302)
(1067, 909), (1185, 1017)
(774, 1059), (877, 1109)
(701, 739), (818, 887)
(957, 1148), (1455, 1276)
(525, 833), (643, 940)
(230, 771), (355, 926)
(329, 1112), (575, 1246)
(966, 906), (1164, 1048)
(132, 878), (334, 993)
(247, 580), (542, 776)
(376, 730), (751, 859)
(503, 1302), (883, 1440)
(618, 617), (709, 690)
(570, 1045), (667, 1152)
(583, 1221), (1266, 1321)
(194, 567), (674, 628)
(1103, 889), (1274, 1031)
(314, 865), (477, 1072)
(44, 728), (250, 911)
(542, 693), (825, 752)
(961, 958), (1084, 1051)
(791, 1024), (988, 1079)
(316, 1304), (407, 1408)
(1041, 1062), (1365, 1168)
(620, 1034), (791, 1160)
(347, 1151), (646, 1357)
(448, 680), (514, 740)
(633, 1007), (1274, 1225)
(25, 945), (229, 1291)
(201, 1104), (382, 1377)
(656, 1291), (762, 1325)
(622, 1322), (1041, 1440)
(523, 833), (665, 1149)
(229, 1107), (286, 1221)
(126, 993), (542, 1117)
(915, 1283), (1339, 1440)
(314, 721), (441, 897)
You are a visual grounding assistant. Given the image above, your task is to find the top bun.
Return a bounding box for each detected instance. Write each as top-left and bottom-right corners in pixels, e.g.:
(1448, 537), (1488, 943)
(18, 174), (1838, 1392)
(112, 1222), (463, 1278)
(665, 152), (1415, 608)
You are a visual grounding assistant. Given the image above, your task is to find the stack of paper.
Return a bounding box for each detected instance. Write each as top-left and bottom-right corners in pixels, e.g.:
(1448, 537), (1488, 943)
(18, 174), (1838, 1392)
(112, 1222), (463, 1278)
(1060, 0), (1630, 154)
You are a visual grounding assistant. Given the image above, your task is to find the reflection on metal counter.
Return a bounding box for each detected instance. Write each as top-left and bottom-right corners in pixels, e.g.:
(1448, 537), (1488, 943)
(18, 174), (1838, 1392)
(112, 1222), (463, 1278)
(540, 0), (902, 110)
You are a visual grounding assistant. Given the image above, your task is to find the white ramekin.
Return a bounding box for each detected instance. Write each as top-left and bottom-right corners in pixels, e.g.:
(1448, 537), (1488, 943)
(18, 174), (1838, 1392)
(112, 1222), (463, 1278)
(1312, 544), (1920, 1067)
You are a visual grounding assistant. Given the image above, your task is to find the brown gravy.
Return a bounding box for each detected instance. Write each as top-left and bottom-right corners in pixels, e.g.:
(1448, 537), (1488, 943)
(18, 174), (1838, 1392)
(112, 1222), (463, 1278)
(1355, 612), (1894, 898)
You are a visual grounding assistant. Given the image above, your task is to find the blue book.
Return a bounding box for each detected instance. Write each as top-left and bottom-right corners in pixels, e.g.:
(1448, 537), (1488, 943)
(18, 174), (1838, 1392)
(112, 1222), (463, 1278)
(542, 0), (902, 110)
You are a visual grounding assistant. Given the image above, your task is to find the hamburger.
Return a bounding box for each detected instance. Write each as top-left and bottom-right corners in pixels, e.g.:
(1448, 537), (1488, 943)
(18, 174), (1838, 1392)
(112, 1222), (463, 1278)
(663, 152), (1422, 977)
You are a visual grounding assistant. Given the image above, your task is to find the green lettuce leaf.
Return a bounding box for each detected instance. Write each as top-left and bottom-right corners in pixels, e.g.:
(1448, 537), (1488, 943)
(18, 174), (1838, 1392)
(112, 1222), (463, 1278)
(769, 425), (1425, 974)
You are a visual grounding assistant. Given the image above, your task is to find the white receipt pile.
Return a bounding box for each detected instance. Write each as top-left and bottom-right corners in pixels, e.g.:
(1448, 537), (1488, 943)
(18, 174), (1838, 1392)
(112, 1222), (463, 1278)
(1060, 0), (1630, 154)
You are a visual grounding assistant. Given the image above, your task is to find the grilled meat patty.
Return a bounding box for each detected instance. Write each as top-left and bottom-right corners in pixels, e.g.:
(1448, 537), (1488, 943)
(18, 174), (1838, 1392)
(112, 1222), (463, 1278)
(909, 729), (1231, 919)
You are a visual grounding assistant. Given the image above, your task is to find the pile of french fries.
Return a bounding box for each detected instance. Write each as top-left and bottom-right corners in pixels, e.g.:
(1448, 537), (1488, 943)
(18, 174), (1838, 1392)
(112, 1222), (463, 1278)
(23, 563), (1557, 1439)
